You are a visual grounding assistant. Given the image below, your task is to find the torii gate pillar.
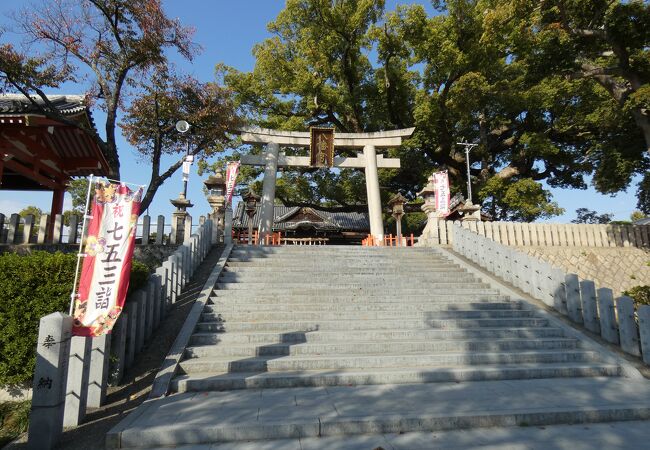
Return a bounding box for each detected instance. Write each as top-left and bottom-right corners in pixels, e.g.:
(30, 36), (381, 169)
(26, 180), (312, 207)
(259, 142), (280, 242)
(240, 127), (414, 243)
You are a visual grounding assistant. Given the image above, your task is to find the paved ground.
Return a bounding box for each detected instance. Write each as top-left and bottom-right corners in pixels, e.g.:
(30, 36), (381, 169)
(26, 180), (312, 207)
(108, 377), (650, 448)
(3, 245), (225, 450)
(150, 420), (650, 449)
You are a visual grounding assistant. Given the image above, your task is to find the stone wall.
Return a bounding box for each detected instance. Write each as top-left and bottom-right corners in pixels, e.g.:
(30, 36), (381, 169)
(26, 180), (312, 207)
(516, 246), (650, 297)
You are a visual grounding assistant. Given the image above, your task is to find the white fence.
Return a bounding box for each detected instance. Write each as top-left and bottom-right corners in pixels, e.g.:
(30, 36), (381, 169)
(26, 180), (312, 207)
(425, 220), (650, 248)
(452, 223), (650, 365)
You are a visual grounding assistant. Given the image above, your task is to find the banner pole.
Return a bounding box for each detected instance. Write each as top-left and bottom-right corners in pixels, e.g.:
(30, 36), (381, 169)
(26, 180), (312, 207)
(69, 174), (95, 316)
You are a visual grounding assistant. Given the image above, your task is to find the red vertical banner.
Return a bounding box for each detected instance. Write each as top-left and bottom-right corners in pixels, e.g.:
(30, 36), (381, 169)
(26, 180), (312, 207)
(225, 161), (240, 206)
(72, 182), (142, 337)
(434, 171), (451, 217)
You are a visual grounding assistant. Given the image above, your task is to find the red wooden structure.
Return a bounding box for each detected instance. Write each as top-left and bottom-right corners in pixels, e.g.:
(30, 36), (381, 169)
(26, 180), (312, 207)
(0, 95), (110, 237)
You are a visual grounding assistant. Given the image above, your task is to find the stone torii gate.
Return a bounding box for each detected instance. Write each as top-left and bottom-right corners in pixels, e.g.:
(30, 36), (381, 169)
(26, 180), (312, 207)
(240, 126), (414, 242)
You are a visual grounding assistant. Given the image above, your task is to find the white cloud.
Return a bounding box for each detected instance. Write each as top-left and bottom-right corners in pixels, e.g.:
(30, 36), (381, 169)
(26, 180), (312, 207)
(0, 199), (25, 216)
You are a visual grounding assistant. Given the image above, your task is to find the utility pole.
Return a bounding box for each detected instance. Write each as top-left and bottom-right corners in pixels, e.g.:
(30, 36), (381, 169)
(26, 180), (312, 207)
(456, 141), (478, 203)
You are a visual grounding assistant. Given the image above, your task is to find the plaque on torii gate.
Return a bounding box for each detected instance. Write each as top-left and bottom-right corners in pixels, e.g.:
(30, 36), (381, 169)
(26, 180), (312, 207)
(239, 126), (414, 243)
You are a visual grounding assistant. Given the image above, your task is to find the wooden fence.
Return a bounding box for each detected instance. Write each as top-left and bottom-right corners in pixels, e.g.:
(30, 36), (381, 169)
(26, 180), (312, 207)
(453, 223), (650, 366)
(427, 220), (650, 248)
(0, 212), (208, 246)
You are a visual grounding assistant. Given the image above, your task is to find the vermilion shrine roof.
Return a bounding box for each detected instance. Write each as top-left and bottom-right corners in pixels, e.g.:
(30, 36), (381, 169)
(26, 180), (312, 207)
(0, 94), (110, 191)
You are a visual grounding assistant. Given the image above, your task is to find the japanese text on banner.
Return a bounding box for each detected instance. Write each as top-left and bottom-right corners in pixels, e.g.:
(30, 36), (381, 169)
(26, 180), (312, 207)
(73, 182), (142, 337)
(225, 161), (240, 206)
(434, 171), (451, 217)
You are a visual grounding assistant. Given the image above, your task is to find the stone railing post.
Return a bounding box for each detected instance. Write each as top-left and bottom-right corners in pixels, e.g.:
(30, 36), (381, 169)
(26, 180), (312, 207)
(68, 214), (79, 244)
(28, 312), (73, 450)
(638, 305), (650, 365)
(124, 302), (138, 368)
(8, 213), (19, 244)
(156, 215), (165, 245)
(580, 280), (600, 334)
(0, 213), (5, 243)
(109, 313), (127, 385)
(141, 215), (151, 245)
(86, 334), (111, 408)
(23, 214), (35, 244)
(564, 274), (583, 324)
(52, 214), (64, 244)
(63, 336), (91, 427)
(183, 215), (193, 246)
(616, 296), (641, 356)
(597, 288), (619, 345)
(37, 214), (49, 244)
(224, 206), (233, 245)
(134, 290), (147, 352)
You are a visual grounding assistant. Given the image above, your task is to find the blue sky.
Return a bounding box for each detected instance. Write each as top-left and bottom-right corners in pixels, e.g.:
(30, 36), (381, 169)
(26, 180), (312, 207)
(0, 0), (642, 223)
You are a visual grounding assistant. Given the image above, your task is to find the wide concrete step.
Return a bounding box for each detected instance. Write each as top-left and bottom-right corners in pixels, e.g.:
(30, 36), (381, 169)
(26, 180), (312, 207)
(222, 265), (468, 274)
(170, 365), (623, 393)
(203, 301), (522, 313)
(189, 327), (568, 346)
(210, 291), (505, 301)
(224, 260), (458, 268)
(200, 309), (537, 322)
(108, 378), (650, 448)
(179, 350), (600, 373)
(214, 282), (493, 291)
(196, 317), (550, 333)
(218, 272), (478, 282)
(184, 338), (580, 358)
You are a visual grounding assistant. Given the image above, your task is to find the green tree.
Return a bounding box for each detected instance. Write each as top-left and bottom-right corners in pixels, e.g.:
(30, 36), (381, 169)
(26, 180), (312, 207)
(121, 67), (241, 212)
(572, 207), (613, 224)
(220, 0), (645, 221)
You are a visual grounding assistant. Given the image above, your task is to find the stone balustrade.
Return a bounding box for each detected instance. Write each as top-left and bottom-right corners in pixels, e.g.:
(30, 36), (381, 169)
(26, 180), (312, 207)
(26, 218), (214, 449)
(421, 219), (650, 248)
(452, 223), (650, 367)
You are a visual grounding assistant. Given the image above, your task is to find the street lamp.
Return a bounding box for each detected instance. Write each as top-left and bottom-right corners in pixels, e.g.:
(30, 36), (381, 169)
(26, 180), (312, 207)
(204, 168), (227, 243)
(456, 140), (478, 203)
(243, 189), (259, 245)
(176, 120), (193, 199)
(388, 193), (407, 243)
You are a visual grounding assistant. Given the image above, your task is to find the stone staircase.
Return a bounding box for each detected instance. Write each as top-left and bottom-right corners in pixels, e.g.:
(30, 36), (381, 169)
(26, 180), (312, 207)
(108, 245), (650, 449)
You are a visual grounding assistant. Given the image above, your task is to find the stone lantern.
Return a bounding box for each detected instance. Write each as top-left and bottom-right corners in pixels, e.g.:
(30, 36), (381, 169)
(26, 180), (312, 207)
(416, 173), (445, 246)
(242, 189), (259, 245)
(169, 193), (193, 245)
(204, 169), (227, 243)
(458, 199), (482, 222)
(388, 193), (408, 243)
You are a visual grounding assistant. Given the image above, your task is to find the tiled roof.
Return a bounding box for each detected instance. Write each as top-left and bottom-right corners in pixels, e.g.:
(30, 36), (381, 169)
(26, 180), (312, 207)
(233, 203), (370, 231)
(0, 94), (88, 116)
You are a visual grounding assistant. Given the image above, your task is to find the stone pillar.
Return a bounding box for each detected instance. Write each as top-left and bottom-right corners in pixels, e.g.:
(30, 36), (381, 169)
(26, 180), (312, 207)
(259, 141), (280, 244)
(8, 213), (19, 244)
(155, 215), (165, 245)
(28, 312), (73, 450)
(86, 334), (109, 408)
(141, 215), (151, 245)
(23, 214), (35, 244)
(110, 313), (127, 385)
(68, 214), (79, 244)
(224, 206), (233, 245)
(52, 214), (64, 244)
(363, 144), (384, 241)
(37, 214), (49, 244)
(63, 336), (91, 427)
(0, 213), (5, 243)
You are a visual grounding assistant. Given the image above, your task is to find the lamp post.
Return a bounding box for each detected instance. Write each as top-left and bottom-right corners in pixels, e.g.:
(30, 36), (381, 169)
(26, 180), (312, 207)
(203, 168), (227, 243)
(456, 141), (478, 203)
(243, 189), (259, 245)
(176, 120), (193, 198)
(169, 120), (195, 244)
(388, 193), (407, 244)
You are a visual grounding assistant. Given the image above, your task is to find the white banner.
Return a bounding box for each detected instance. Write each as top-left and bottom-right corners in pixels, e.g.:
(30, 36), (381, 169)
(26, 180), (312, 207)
(225, 161), (240, 206)
(434, 171), (451, 216)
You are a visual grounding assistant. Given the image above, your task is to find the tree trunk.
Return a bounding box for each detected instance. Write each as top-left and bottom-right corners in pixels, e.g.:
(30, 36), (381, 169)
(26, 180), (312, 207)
(632, 109), (650, 153)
